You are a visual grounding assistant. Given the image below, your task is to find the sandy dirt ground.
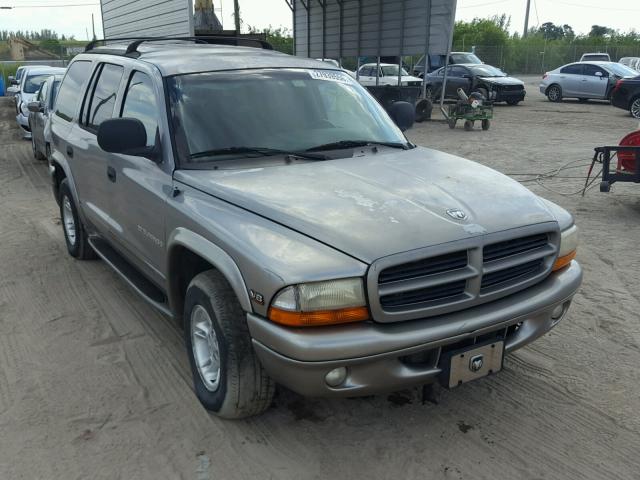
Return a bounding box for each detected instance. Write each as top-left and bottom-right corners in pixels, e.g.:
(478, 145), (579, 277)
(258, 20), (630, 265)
(1, 76), (640, 480)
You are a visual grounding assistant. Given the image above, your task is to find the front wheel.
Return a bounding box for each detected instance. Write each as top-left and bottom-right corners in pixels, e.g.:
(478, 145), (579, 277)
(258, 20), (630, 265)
(464, 120), (474, 131)
(547, 85), (562, 102)
(482, 119), (491, 130)
(184, 270), (275, 419)
(448, 118), (457, 129)
(630, 97), (640, 119)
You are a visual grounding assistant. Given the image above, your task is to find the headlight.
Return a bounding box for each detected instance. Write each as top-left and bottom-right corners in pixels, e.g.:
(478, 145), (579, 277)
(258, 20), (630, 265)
(268, 278), (369, 327)
(553, 225), (578, 271)
(20, 102), (29, 116)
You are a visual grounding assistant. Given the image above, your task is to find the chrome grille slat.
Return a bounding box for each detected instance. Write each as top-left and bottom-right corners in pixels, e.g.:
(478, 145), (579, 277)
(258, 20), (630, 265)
(371, 225), (560, 322)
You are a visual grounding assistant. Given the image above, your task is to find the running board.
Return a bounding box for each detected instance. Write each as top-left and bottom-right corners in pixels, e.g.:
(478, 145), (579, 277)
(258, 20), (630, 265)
(89, 237), (173, 318)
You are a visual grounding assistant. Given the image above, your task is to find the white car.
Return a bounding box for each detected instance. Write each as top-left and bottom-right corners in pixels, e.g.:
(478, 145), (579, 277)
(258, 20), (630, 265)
(580, 53), (611, 62)
(316, 58), (356, 78)
(357, 63), (422, 87)
(15, 66), (66, 137)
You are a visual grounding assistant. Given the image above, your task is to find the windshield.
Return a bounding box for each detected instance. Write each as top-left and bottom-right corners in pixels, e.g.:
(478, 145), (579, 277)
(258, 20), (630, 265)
(168, 68), (407, 166)
(451, 53), (482, 64)
(381, 65), (409, 76)
(24, 74), (51, 94)
(468, 65), (506, 77)
(606, 63), (639, 77)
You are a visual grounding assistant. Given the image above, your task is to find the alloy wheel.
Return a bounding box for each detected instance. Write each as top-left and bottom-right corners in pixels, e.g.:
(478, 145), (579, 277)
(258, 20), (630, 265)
(61, 196), (77, 246)
(631, 98), (640, 119)
(191, 304), (221, 392)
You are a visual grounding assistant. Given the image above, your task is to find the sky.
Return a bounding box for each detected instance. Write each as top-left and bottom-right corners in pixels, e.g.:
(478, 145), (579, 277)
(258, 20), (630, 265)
(0, 0), (638, 41)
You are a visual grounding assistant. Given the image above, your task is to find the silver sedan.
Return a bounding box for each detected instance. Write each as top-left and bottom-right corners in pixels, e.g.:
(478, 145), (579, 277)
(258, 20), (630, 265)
(539, 61), (638, 102)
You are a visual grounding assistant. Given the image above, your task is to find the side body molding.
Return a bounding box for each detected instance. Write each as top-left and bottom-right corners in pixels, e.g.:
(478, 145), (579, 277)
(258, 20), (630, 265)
(167, 227), (252, 313)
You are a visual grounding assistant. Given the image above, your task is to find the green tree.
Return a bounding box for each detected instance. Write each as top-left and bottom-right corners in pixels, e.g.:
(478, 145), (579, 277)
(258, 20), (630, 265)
(247, 25), (293, 55)
(589, 25), (613, 37)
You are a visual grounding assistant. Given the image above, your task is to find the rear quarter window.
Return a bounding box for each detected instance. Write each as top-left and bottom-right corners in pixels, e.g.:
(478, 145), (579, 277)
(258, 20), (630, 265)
(55, 61), (93, 122)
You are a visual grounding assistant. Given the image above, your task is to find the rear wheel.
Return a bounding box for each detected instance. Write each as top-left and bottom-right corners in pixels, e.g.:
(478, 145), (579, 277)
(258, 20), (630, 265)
(448, 118), (457, 129)
(506, 99), (520, 106)
(184, 270), (275, 419)
(464, 120), (474, 131)
(630, 97), (640, 119)
(547, 85), (562, 102)
(58, 179), (97, 260)
(481, 119), (491, 130)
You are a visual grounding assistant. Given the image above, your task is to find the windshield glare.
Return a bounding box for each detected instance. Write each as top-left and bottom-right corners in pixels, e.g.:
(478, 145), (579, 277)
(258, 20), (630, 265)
(469, 65), (506, 77)
(24, 74), (50, 94)
(381, 65), (409, 76)
(169, 69), (407, 165)
(451, 53), (482, 64)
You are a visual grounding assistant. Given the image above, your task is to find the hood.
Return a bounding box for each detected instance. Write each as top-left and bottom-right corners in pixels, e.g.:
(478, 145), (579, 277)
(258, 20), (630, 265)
(175, 147), (556, 263)
(479, 76), (524, 86)
(19, 92), (36, 104)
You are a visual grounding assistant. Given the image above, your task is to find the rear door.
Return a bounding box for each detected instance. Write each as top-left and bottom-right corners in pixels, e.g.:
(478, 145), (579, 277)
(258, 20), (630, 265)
(446, 66), (471, 96)
(558, 64), (583, 96)
(108, 68), (171, 283)
(581, 64), (609, 98)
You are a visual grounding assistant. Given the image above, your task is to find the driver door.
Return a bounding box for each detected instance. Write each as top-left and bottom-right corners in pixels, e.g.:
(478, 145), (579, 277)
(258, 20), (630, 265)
(581, 64), (609, 98)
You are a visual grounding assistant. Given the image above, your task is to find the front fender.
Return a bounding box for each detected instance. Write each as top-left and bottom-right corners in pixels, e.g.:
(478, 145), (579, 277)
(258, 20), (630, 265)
(166, 228), (252, 313)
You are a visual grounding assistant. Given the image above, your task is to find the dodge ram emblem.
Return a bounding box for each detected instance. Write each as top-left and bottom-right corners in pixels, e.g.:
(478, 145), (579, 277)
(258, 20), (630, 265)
(446, 208), (467, 220)
(469, 355), (484, 373)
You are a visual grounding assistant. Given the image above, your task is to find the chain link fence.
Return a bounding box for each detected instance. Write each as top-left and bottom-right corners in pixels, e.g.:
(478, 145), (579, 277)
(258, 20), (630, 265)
(455, 44), (640, 75)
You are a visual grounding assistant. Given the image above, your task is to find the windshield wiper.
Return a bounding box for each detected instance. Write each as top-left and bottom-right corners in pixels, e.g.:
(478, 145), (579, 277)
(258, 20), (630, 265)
(189, 146), (328, 161)
(305, 140), (410, 152)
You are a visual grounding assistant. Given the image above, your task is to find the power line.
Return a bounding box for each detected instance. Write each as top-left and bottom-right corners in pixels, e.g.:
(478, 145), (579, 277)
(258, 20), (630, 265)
(539, 0), (640, 12)
(0, 3), (98, 8)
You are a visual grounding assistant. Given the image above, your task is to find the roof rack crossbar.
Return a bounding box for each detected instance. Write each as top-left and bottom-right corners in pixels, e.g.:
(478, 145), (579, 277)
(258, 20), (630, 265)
(85, 36), (273, 55)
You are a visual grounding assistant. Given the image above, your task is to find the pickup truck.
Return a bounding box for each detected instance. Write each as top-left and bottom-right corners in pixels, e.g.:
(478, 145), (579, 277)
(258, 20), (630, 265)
(48, 37), (582, 418)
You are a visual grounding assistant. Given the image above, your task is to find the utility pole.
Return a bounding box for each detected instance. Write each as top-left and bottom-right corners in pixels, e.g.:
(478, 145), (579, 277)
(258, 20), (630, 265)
(234, 0), (240, 34)
(523, 0), (531, 37)
(91, 13), (96, 40)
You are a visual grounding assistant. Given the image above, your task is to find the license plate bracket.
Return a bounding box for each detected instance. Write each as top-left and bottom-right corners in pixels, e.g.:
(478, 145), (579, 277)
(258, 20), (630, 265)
(440, 340), (504, 389)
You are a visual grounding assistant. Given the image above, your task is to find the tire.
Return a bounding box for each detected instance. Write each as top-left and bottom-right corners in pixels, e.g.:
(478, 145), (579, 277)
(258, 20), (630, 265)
(547, 85), (562, 102)
(464, 120), (474, 131)
(45, 144), (51, 162)
(424, 86), (433, 101)
(31, 133), (44, 160)
(184, 270), (275, 419)
(448, 118), (457, 129)
(506, 99), (520, 106)
(630, 97), (640, 119)
(482, 119), (491, 130)
(414, 99), (433, 122)
(58, 179), (97, 260)
(474, 87), (489, 101)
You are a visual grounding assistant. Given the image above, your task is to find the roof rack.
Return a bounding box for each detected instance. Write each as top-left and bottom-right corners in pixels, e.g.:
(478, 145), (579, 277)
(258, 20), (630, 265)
(84, 36), (273, 55)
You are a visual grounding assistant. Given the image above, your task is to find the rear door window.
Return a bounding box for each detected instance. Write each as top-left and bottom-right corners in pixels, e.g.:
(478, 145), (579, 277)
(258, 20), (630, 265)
(84, 63), (124, 131)
(55, 61), (92, 122)
(120, 71), (159, 146)
(560, 64), (583, 75)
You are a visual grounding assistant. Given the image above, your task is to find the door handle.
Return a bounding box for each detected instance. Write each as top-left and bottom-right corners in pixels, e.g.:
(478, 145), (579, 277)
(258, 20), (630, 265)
(66, 145), (73, 157)
(107, 166), (116, 182)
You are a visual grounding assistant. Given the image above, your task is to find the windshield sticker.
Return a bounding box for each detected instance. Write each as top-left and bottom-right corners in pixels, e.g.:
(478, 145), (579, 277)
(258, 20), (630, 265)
(309, 70), (352, 84)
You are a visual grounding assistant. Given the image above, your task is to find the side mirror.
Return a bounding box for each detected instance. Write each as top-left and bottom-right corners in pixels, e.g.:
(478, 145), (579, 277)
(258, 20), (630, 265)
(27, 101), (43, 113)
(389, 101), (415, 132)
(9, 77), (18, 86)
(595, 71), (603, 77)
(97, 118), (159, 161)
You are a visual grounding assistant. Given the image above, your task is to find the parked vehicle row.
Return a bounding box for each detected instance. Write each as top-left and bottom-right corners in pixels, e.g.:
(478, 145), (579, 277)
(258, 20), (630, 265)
(9, 65), (66, 138)
(28, 74), (64, 160)
(540, 61), (640, 117)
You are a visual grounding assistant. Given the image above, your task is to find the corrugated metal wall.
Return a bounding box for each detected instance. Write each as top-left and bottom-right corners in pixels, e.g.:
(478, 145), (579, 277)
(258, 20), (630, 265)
(294, 0), (456, 58)
(101, 0), (194, 38)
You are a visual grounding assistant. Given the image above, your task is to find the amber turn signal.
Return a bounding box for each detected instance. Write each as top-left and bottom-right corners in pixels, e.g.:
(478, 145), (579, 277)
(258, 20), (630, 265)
(268, 306), (370, 327)
(552, 250), (576, 272)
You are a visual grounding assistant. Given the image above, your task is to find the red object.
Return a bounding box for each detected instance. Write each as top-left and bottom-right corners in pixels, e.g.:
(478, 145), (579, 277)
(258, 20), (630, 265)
(617, 131), (640, 173)
(542, 73), (548, 80)
(613, 79), (624, 94)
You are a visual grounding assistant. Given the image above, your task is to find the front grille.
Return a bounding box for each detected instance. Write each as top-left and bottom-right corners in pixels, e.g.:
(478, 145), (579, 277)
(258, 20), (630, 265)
(500, 84), (524, 92)
(372, 226), (559, 321)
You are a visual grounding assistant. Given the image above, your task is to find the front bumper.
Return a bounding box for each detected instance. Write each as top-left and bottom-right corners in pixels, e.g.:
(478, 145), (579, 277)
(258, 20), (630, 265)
(16, 112), (30, 132)
(248, 261), (582, 397)
(495, 89), (526, 102)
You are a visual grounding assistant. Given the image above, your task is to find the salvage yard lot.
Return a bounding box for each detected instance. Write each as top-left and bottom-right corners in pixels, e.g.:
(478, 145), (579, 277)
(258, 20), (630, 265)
(1, 77), (639, 479)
